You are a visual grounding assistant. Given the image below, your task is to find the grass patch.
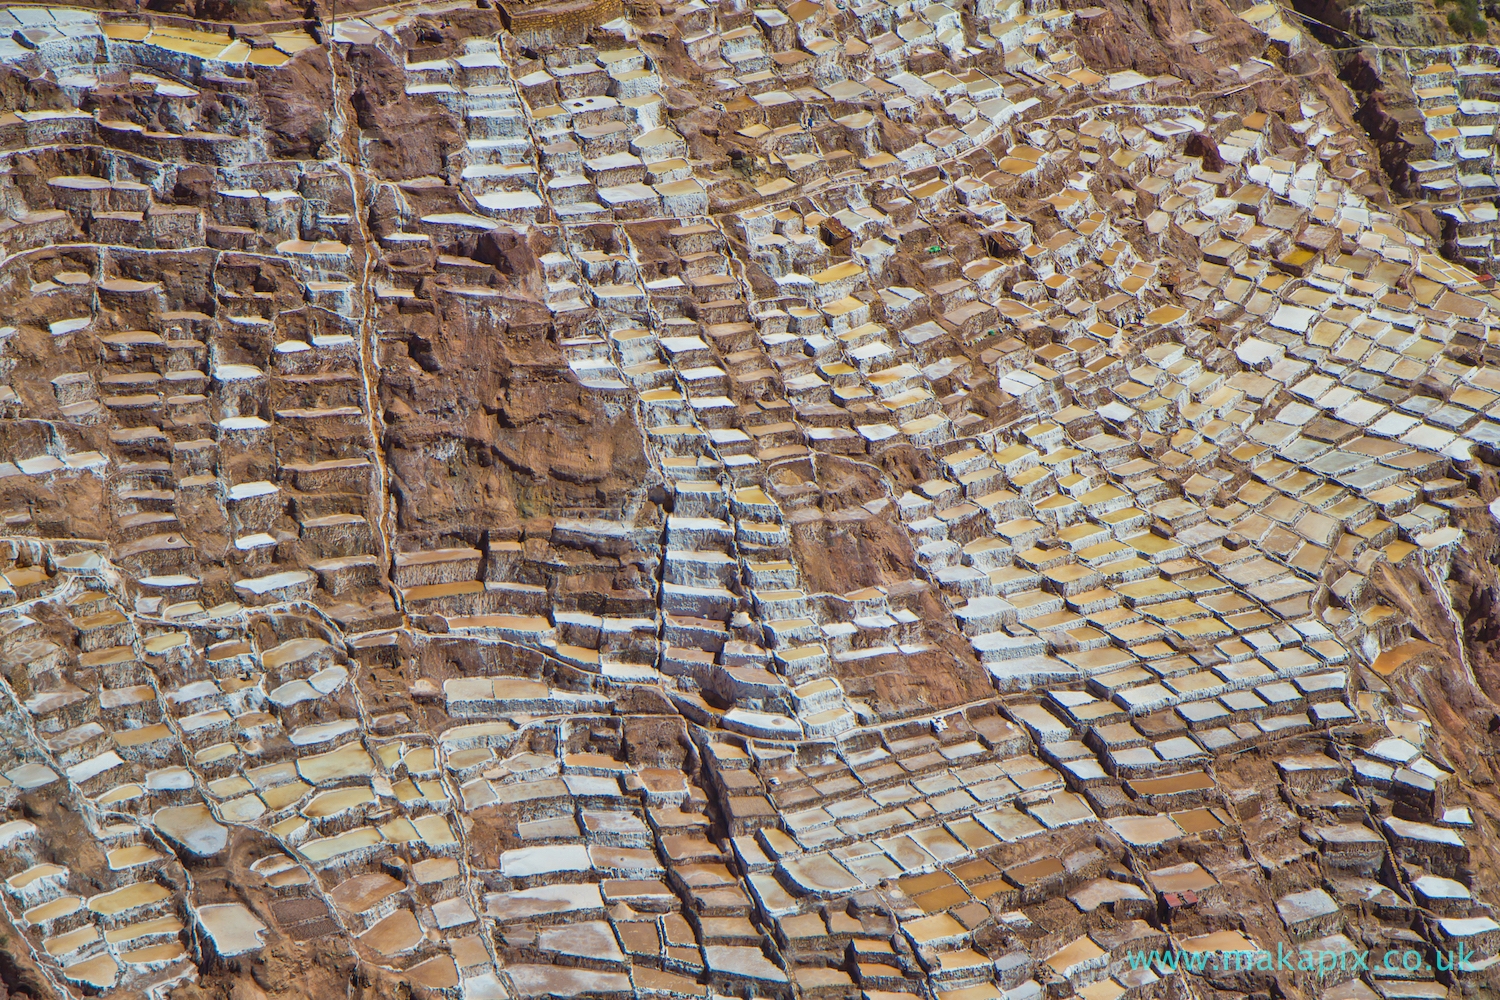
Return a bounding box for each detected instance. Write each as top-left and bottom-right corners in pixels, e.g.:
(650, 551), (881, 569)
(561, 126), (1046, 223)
(1443, 0), (1487, 37)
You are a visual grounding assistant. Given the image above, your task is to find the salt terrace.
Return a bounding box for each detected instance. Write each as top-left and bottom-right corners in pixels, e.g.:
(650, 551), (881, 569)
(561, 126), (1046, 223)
(0, 0), (1496, 999)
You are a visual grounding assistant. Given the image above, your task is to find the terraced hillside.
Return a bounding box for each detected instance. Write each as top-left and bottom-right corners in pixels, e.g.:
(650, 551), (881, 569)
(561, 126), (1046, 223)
(2, 2), (1500, 1000)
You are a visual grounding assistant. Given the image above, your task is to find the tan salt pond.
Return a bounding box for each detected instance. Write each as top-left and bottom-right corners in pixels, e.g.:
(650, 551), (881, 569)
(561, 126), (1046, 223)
(106, 914), (184, 945)
(298, 742), (375, 784)
(301, 826), (380, 862)
(154, 804), (228, 856)
(8, 863), (66, 891)
(89, 880), (171, 915)
(359, 909), (422, 955)
(303, 784), (375, 818)
(24, 895), (83, 924)
(329, 871), (405, 914)
(122, 941), (188, 965)
(107, 845), (165, 870)
(406, 954), (459, 989)
(61, 954), (117, 989)
(196, 903), (267, 956)
(43, 925), (98, 956)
